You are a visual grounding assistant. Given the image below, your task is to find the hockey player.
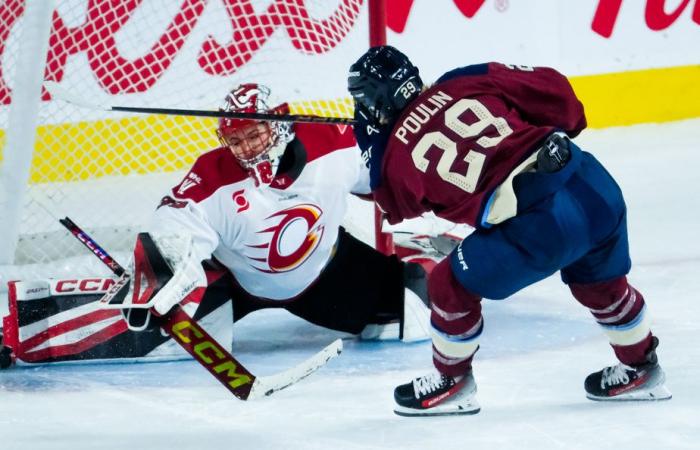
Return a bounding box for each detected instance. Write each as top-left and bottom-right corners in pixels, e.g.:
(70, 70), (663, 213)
(347, 46), (672, 416)
(115, 83), (433, 345)
(0, 83), (443, 370)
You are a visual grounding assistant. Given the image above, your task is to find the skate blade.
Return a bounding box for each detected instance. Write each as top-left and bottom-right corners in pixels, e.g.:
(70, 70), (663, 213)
(394, 402), (481, 417)
(586, 383), (672, 402)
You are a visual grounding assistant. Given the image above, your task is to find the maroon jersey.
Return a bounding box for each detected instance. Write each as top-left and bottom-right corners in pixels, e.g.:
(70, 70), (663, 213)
(373, 63), (586, 227)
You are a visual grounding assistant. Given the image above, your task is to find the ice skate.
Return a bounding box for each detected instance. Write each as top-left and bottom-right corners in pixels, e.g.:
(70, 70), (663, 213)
(394, 371), (480, 416)
(585, 337), (672, 401)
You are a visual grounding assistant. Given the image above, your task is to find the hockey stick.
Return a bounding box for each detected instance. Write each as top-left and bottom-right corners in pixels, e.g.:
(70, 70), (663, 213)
(59, 217), (342, 400)
(45, 81), (356, 125)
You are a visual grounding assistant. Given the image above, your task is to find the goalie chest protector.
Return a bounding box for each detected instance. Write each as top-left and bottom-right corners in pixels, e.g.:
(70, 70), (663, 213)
(158, 122), (368, 301)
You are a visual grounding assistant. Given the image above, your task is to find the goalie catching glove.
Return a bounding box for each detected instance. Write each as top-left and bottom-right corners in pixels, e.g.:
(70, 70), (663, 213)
(100, 232), (208, 331)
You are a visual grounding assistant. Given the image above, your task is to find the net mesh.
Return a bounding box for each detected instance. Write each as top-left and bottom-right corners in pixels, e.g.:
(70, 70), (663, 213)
(0, 0), (366, 276)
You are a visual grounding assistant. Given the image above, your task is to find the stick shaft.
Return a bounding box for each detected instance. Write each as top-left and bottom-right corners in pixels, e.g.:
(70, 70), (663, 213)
(45, 81), (355, 125)
(112, 105), (356, 125)
(59, 217), (126, 276)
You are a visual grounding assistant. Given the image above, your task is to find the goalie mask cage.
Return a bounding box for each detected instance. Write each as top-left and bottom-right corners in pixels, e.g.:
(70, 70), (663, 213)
(0, 0), (387, 283)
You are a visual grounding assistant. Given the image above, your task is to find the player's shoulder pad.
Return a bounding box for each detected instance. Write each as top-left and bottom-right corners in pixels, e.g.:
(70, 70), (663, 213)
(293, 122), (357, 163)
(170, 147), (247, 203)
(436, 63), (490, 84)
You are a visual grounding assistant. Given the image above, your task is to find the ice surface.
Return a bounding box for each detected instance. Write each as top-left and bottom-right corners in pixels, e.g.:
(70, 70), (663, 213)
(1, 119), (699, 450)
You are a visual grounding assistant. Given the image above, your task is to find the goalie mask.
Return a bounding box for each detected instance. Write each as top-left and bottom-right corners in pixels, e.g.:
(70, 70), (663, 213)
(217, 84), (294, 185)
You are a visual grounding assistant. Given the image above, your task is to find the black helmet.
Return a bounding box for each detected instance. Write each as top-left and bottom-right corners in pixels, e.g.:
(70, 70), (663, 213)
(348, 45), (422, 124)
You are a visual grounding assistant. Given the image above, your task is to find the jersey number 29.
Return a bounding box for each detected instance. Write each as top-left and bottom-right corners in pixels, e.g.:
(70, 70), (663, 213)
(411, 99), (513, 193)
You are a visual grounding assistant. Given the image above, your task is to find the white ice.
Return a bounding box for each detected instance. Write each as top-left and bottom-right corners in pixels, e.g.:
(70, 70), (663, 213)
(1, 119), (699, 450)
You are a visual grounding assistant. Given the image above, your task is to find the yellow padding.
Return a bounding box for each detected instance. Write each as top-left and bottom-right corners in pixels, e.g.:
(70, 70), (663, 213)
(570, 65), (700, 128)
(289, 98), (354, 117)
(28, 115), (219, 183)
(14, 99), (352, 184)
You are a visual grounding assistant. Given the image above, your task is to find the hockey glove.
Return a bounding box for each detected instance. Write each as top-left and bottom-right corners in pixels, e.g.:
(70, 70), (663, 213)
(536, 132), (571, 173)
(352, 103), (392, 189)
(100, 232), (207, 331)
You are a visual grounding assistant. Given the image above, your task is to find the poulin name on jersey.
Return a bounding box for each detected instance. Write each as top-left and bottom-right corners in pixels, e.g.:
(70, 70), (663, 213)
(394, 91), (453, 145)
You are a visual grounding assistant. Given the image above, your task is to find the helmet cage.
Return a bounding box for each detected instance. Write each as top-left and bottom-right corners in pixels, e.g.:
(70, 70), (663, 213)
(216, 84), (294, 170)
(348, 46), (422, 124)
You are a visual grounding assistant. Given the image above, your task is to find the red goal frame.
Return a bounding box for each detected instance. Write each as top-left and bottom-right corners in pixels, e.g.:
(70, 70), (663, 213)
(368, 0), (394, 255)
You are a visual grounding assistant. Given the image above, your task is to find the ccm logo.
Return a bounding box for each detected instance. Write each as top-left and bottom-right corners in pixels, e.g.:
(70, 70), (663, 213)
(54, 278), (116, 293)
(171, 320), (252, 389)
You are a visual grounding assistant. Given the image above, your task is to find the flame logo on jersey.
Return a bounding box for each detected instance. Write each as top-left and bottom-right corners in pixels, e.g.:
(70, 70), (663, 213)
(245, 204), (324, 273)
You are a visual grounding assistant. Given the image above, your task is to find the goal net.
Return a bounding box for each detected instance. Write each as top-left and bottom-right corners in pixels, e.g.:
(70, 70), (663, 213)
(0, 0), (380, 283)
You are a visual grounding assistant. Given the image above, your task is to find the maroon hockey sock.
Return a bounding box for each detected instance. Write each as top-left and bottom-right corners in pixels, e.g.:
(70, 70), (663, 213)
(570, 277), (653, 366)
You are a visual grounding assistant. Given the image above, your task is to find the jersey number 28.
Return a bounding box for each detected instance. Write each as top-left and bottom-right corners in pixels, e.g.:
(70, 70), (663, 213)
(411, 99), (513, 193)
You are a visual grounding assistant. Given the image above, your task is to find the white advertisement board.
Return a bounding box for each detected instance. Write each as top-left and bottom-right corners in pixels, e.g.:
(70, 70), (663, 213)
(387, 0), (699, 81)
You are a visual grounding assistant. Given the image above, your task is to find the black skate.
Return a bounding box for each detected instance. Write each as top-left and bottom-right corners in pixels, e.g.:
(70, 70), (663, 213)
(394, 371), (480, 416)
(585, 337), (671, 401)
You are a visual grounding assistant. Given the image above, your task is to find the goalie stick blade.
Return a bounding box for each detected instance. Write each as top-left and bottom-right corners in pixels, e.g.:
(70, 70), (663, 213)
(246, 338), (343, 400)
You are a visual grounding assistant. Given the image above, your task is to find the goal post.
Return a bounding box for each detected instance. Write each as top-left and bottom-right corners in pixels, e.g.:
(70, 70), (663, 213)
(367, 0), (393, 256)
(0, 0), (388, 283)
(0, 0), (55, 265)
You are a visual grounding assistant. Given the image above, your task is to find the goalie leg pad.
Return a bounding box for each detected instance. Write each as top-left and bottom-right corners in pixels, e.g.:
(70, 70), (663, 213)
(359, 291), (430, 342)
(2, 272), (233, 366)
(360, 262), (431, 343)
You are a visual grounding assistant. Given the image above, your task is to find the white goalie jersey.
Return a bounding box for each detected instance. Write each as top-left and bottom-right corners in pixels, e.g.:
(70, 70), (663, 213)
(150, 122), (370, 302)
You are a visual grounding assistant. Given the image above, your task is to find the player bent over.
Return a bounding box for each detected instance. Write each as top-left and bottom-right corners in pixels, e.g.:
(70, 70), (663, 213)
(118, 83), (436, 345)
(347, 46), (671, 416)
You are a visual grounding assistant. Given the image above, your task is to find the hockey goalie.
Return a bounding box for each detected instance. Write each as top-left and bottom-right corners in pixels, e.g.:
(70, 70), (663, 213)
(0, 83), (459, 370)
